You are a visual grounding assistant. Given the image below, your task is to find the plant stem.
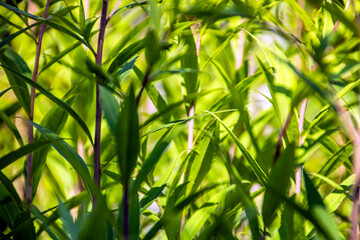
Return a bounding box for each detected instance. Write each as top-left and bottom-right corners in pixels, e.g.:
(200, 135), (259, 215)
(123, 185), (129, 240)
(106, 0), (123, 24)
(93, 0), (109, 206)
(335, 101), (360, 239)
(26, 0), (51, 210)
(274, 114), (291, 164)
(295, 98), (307, 196)
(187, 100), (195, 152)
(136, 66), (152, 106)
(187, 24), (200, 152)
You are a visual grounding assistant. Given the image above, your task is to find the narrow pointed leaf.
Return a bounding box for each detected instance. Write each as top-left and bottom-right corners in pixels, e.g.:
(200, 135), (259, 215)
(0, 65), (94, 145)
(116, 86), (139, 185)
(303, 170), (341, 240)
(100, 86), (119, 133)
(133, 124), (184, 191)
(0, 140), (54, 170)
(205, 110), (268, 185)
(262, 143), (295, 227)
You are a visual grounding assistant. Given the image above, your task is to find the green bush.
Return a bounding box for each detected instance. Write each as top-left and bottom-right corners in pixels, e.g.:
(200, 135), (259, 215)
(0, 0), (359, 239)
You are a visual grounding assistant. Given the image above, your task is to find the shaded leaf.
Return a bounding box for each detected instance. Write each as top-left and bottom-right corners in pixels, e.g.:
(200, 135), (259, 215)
(116, 86), (139, 185)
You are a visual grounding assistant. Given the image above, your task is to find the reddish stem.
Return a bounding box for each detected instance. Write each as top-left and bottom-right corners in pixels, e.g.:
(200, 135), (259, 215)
(93, 0), (109, 206)
(123, 185), (129, 240)
(295, 98), (307, 196)
(27, 0), (51, 210)
(274, 114), (291, 164)
(136, 66), (152, 106)
(187, 100), (195, 152)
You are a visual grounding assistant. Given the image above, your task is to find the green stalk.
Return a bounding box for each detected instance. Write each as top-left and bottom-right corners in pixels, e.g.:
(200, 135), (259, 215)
(27, 0), (51, 210)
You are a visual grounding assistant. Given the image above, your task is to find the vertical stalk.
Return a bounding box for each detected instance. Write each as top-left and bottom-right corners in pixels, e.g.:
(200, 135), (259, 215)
(296, 99), (307, 195)
(136, 66), (152, 106)
(123, 185), (129, 240)
(274, 114), (291, 163)
(93, 0), (109, 206)
(187, 100), (195, 152)
(187, 25), (200, 152)
(335, 102), (360, 240)
(294, 0), (305, 197)
(26, 0), (51, 210)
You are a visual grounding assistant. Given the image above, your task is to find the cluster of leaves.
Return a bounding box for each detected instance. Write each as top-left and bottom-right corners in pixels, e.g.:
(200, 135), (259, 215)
(0, 0), (360, 239)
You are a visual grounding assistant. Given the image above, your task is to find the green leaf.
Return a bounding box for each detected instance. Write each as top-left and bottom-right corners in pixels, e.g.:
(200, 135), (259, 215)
(107, 1), (147, 21)
(256, 56), (280, 122)
(39, 42), (82, 74)
(181, 27), (198, 98)
(0, 22), (40, 48)
(0, 182), (20, 232)
(45, 20), (95, 55)
(133, 65), (170, 122)
(58, 200), (78, 240)
(0, 110), (24, 146)
(79, 0), (85, 32)
(83, 17), (98, 43)
(279, 198), (306, 240)
(78, 198), (107, 240)
(116, 85), (139, 185)
(140, 184), (166, 213)
(31, 96), (75, 197)
(323, 2), (359, 35)
(0, 2), (94, 54)
(108, 40), (145, 74)
(205, 110), (268, 185)
(0, 64), (94, 145)
(324, 174), (355, 213)
(315, 141), (353, 186)
(31, 205), (60, 240)
(13, 211), (36, 240)
(149, 0), (161, 33)
(185, 122), (215, 194)
(140, 90), (217, 128)
(51, 14), (82, 35)
(145, 30), (161, 65)
(180, 186), (233, 240)
(100, 86), (120, 134)
(284, 0), (317, 32)
(163, 183), (189, 239)
(133, 124), (184, 191)
(0, 140), (54, 170)
(116, 56), (138, 82)
(262, 143), (295, 227)
(0, 102), (21, 126)
(303, 170), (341, 240)
(0, 172), (22, 208)
(0, 2), (45, 21)
(26, 120), (94, 197)
(0, 46), (31, 116)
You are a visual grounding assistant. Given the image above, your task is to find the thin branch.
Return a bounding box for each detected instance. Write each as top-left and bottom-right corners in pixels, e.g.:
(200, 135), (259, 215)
(123, 185), (129, 240)
(187, 23), (200, 152)
(274, 114), (291, 164)
(296, 98), (307, 195)
(187, 100), (195, 152)
(136, 66), (152, 106)
(106, 0), (123, 24)
(295, 0), (305, 197)
(26, 0), (51, 210)
(335, 101), (360, 240)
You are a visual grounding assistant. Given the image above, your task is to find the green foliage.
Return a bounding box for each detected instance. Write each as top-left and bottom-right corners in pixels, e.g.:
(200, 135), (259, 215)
(0, 0), (360, 239)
